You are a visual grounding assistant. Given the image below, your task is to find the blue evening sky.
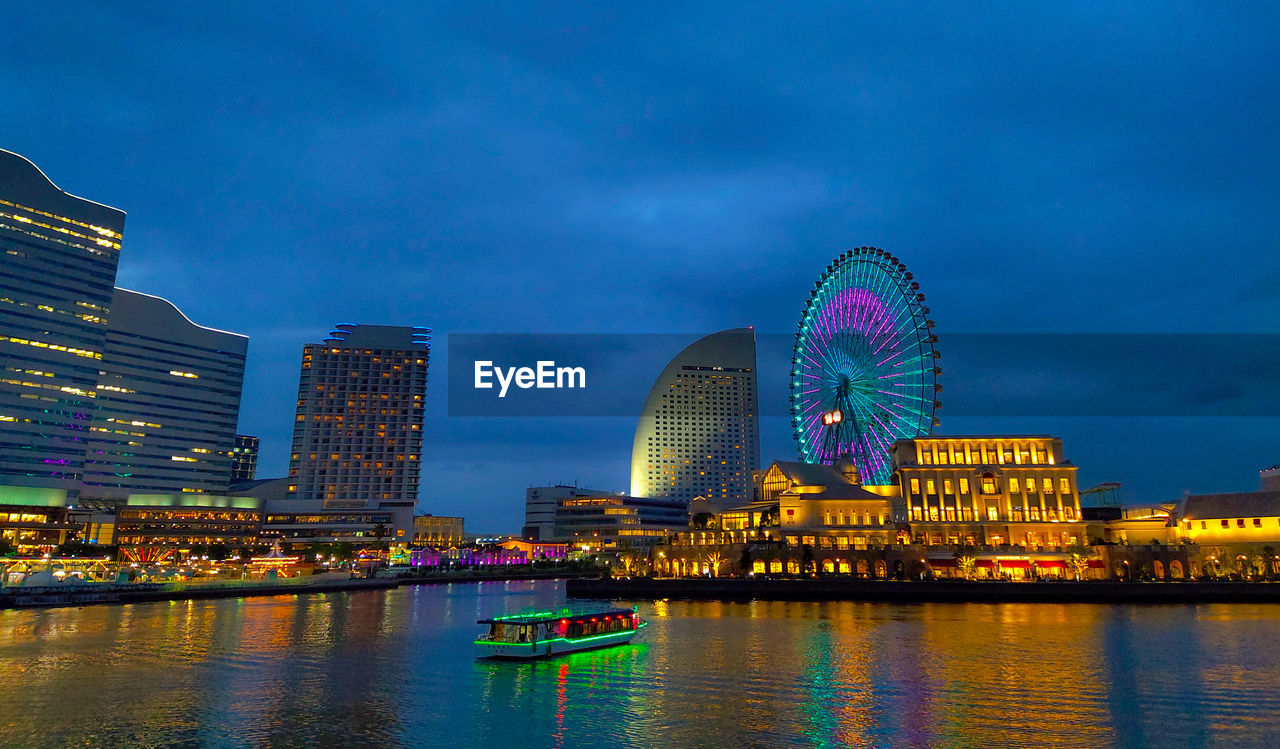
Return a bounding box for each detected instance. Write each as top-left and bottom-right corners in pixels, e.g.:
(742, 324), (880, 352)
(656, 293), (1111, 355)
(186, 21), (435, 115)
(4, 2), (1277, 532)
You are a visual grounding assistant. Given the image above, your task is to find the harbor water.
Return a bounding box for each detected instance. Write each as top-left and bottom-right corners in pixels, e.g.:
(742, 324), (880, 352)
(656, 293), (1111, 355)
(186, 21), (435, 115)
(2, 579), (1280, 747)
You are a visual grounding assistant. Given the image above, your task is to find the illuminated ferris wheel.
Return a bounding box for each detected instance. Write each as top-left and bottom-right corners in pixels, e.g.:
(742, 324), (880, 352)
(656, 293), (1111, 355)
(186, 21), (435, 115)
(790, 247), (940, 484)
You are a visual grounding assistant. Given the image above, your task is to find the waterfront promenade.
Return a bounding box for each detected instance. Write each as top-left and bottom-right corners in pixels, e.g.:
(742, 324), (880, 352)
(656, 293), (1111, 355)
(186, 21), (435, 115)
(568, 576), (1280, 604)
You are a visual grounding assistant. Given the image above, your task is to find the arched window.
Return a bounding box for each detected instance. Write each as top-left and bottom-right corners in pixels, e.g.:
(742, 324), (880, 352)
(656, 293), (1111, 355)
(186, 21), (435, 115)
(1152, 560), (1165, 580)
(1169, 560), (1184, 579)
(874, 560), (886, 578)
(981, 472), (997, 494)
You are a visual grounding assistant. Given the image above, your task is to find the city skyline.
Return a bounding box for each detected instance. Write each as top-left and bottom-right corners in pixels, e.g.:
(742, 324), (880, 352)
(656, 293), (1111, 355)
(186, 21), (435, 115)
(4, 4), (1276, 532)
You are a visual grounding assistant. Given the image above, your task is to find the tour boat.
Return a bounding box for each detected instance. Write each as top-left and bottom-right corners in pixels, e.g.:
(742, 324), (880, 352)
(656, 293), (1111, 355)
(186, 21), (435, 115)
(475, 605), (647, 659)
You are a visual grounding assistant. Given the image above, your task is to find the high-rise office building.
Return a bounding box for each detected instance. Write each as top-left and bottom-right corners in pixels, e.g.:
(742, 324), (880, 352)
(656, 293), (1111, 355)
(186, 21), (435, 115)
(629, 328), (761, 506)
(229, 434), (259, 482)
(0, 149), (126, 496)
(80, 288), (247, 497)
(287, 324), (430, 517)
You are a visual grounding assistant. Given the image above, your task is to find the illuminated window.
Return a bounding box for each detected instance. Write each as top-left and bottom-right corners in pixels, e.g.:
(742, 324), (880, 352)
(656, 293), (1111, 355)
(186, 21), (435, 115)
(910, 478), (920, 495)
(1255, 518), (1263, 528)
(1221, 519), (1230, 528)
(926, 479), (936, 494)
(1060, 478), (1071, 494)
(943, 479), (953, 494)
(981, 473), (996, 494)
(987, 506), (999, 521)
(1043, 478), (1053, 494)
(1237, 519), (1246, 528)
(959, 478), (970, 495)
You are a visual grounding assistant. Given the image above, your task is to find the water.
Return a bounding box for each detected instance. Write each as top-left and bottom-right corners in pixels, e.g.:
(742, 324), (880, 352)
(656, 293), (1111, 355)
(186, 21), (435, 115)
(2, 580), (1280, 747)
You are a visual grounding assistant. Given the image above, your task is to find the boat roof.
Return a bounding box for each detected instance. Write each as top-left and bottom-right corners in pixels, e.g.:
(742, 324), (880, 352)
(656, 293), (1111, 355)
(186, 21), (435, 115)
(477, 605), (635, 625)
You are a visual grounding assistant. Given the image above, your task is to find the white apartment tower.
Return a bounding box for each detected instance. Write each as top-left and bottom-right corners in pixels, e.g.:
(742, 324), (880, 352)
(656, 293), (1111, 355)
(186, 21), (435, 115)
(629, 328), (761, 505)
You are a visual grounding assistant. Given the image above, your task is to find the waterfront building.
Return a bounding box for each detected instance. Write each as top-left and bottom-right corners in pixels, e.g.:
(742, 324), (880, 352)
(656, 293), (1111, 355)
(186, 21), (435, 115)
(1175, 478), (1280, 578)
(0, 149), (126, 497)
(286, 324), (430, 539)
(230, 476), (405, 549)
(413, 514), (465, 547)
(80, 288), (247, 498)
(555, 493), (688, 551)
(229, 435), (259, 482)
(656, 434), (1092, 580)
(0, 486), (79, 554)
(1085, 504), (1177, 545)
(444, 545), (527, 566)
(500, 538), (568, 561)
(891, 436), (1085, 549)
(523, 485), (617, 540)
(629, 328), (760, 506)
(113, 493), (263, 563)
(524, 485), (687, 547)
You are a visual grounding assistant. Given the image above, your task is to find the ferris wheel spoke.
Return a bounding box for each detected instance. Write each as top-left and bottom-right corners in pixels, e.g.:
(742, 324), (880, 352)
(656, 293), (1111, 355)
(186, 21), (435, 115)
(791, 250), (937, 480)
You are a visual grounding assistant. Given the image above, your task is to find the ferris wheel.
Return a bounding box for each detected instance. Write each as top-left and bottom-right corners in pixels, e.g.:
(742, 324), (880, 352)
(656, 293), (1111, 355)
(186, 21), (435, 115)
(790, 247), (940, 484)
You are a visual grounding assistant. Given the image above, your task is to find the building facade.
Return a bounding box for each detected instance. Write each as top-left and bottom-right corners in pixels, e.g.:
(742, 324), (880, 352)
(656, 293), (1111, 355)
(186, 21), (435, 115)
(629, 328), (760, 506)
(113, 493), (263, 563)
(555, 493), (688, 550)
(0, 149), (126, 497)
(0, 485), (79, 554)
(286, 324), (430, 540)
(80, 288), (247, 497)
(656, 435), (1092, 580)
(892, 436), (1084, 548)
(229, 434), (259, 482)
(413, 514), (465, 546)
(523, 485), (615, 540)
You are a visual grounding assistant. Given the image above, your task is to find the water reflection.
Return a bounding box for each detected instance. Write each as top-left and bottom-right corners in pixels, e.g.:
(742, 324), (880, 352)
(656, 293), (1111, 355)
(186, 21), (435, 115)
(2, 584), (1280, 746)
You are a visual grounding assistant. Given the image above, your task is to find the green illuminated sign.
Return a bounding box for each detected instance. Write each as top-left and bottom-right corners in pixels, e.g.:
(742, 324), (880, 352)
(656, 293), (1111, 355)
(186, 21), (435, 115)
(0, 485), (67, 507)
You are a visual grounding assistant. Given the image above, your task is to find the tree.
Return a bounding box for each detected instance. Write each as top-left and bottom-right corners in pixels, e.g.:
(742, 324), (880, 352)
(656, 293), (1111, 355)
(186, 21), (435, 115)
(801, 544), (815, 575)
(705, 551), (725, 578)
(1066, 544), (1091, 581)
(739, 547), (752, 575)
(0, 538), (16, 558)
(372, 523), (389, 547)
(1203, 546), (1227, 579)
(208, 543), (232, 562)
(691, 512), (714, 530)
(952, 543), (978, 580)
(1263, 546), (1277, 580)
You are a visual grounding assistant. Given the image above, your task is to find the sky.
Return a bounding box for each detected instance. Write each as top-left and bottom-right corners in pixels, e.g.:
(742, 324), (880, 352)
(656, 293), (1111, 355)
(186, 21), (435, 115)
(4, 2), (1277, 532)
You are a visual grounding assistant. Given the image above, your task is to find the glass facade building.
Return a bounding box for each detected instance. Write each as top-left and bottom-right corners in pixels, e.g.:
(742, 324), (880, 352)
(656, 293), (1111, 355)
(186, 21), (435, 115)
(229, 434), (259, 483)
(0, 149), (126, 496)
(630, 328), (761, 505)
(80, 289), (247, 497)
